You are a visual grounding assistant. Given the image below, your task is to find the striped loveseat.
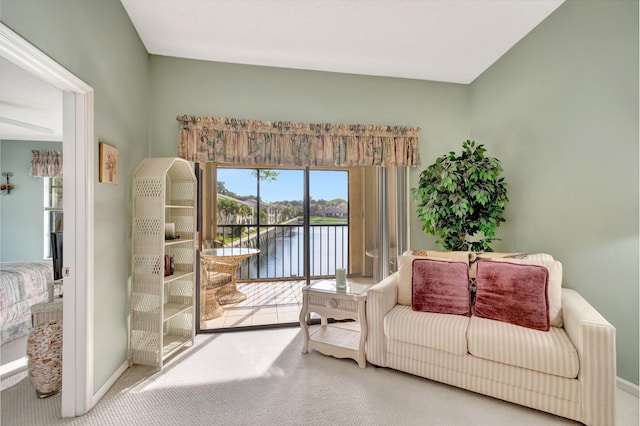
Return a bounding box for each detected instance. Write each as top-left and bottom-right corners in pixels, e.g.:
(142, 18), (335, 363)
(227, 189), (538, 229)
(365, 252), (616, 425)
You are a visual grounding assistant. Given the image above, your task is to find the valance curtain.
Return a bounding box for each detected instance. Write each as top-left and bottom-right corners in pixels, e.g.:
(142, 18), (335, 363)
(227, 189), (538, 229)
(176, 116), (421, 167)
(29, 150), (62, 177)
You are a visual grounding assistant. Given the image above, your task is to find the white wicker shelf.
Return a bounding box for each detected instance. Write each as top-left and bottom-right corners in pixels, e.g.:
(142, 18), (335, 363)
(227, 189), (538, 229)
(130, 157), (197, 369)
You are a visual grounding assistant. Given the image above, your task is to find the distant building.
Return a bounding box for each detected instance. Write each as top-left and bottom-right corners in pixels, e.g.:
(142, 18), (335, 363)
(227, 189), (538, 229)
(324, 205), (347, 217)
(216, 193), (283, 225)
(216, 193), (255, 225)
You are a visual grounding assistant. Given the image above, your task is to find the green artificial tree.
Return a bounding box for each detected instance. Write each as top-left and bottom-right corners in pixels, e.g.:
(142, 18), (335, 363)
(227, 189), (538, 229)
(411, 140), (508, 252)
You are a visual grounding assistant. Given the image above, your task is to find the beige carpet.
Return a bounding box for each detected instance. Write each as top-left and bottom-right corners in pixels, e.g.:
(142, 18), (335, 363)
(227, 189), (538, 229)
(2, 327), (638, 425)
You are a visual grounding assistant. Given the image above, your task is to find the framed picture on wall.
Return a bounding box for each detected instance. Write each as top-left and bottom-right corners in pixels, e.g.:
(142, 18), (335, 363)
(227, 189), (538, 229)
(99, 142), (119, 185)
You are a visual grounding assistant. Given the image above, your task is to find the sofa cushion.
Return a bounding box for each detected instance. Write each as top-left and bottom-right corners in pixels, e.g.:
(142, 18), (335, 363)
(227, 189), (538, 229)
(476, 251), (525, 259)
(487, 257), (563, 328)
(517, 253), (555, 262)
(467, 316), (579, 378)
(398, 252), (470, 306)
(473, 260), (550, 331)
(469, 251), (523, 279)
(398, 254), (423, 305)
(384, 305), (469, 355)
(409, 250), (472, 263)
(411, 258), (471, 316)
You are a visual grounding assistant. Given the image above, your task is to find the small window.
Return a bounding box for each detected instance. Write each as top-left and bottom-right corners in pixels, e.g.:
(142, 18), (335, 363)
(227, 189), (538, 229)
(44, 177), (63, 258)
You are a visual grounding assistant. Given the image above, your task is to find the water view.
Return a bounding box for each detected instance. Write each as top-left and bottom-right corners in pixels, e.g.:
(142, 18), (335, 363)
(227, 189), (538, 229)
(216, 168), (349, 280)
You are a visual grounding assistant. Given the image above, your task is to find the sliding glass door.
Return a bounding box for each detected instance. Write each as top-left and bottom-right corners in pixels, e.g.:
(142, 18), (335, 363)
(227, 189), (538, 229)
(213, 167), (349, 281)
(199, 166), (349, 330)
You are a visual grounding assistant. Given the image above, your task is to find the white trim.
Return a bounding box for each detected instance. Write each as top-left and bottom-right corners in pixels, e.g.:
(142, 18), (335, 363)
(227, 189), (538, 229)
(91, 361), (128, 407)
(0, 23), (94, 417)
(0, 356), (28, 380)
(617, 376), (640, 398)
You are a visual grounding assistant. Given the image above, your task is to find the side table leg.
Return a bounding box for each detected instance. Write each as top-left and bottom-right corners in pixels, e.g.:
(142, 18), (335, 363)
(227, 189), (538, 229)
(357, 299), (367, 368)
(299, 294), (309, 354)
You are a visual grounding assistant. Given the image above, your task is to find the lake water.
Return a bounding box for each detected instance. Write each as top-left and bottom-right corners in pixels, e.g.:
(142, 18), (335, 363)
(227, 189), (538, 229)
(240, 225), (348, 279)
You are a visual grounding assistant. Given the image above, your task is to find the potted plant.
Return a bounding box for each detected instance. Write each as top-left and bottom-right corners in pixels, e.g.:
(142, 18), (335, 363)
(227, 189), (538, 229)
(411, 140), (508, 251)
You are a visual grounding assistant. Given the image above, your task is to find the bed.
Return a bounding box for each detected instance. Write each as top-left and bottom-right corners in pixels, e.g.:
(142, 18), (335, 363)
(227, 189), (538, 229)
(0, 261), (55, 344)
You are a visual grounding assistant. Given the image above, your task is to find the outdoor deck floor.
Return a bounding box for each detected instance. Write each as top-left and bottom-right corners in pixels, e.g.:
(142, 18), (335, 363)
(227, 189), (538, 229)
(200, 277), (375, 330)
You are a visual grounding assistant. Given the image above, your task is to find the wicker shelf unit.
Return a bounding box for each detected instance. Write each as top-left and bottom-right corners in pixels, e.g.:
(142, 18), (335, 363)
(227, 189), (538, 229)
(130, 157), (197, 368)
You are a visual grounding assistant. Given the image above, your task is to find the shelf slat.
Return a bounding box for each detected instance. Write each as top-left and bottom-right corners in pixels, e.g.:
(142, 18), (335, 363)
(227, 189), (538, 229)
(163, 303), (192, 321)
(309, 325), (360, 351)
(164, 238), (194, 247)
(163, 270), (193, 284)
(162, 334), (191, 358)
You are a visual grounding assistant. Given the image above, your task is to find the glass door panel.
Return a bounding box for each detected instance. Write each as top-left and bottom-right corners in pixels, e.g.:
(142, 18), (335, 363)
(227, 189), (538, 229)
(201, 166), (355, 331)
(309, 170), (348, 277)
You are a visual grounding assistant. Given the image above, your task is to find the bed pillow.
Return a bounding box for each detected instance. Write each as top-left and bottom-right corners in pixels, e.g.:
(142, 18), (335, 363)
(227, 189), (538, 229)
(473, 260), (550, 331)
(488, 257), (563, 327)
(411, 258), (471, 316)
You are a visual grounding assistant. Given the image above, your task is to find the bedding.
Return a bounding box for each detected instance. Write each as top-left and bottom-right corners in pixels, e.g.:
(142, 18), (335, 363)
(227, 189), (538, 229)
(0, 261), (54, 344)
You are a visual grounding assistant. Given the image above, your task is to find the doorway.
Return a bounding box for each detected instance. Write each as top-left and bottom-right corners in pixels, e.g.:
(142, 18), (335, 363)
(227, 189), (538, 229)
(199, 166), (352, 330)
(0, 23), (94, 416)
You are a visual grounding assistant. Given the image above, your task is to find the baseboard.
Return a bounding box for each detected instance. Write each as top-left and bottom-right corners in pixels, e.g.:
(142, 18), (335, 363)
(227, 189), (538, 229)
(617, 376), (639, 398)
(90, 360), (129, 408)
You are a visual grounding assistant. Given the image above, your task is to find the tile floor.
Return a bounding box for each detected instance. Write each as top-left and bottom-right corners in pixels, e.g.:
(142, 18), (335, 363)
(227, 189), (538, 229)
(201, 280), (306, 330)
(200, 277), (375, 330)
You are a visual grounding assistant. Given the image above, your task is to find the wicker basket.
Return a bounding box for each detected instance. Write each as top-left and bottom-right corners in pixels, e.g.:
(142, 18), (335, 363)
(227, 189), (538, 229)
(31, 299), (63, 327)
(27, 321), (62, 398)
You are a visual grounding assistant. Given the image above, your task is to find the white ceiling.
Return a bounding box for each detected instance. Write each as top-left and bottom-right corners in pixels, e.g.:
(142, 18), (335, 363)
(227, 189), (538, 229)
(0, 56), (63, 142)
(1, 0), (565, 142)
(121, 0), (564, 84)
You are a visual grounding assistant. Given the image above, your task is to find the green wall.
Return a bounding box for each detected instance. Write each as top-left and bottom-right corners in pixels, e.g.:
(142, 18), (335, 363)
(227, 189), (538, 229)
(0, 140), (62, 262)
(148, 56), (470, 250)
(2, 0), (637, 403)
(470, 0), (639, 384)
(2, 0), (151, 392)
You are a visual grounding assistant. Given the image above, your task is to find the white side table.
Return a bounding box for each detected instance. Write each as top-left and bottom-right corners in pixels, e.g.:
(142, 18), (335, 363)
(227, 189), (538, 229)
(299, 280), (372, 368)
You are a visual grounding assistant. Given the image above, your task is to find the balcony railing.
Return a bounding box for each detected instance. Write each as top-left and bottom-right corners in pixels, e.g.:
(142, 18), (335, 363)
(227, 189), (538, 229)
(215, 223), (348, 280)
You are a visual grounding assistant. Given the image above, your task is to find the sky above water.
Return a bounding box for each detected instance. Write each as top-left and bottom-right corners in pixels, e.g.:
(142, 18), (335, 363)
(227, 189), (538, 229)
(217, 168), (348, 203)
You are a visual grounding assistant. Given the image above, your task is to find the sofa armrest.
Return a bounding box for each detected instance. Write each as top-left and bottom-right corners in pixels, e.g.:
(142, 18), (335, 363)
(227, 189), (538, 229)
(366, 272), (398, 367)
(562, 288), (616, 426)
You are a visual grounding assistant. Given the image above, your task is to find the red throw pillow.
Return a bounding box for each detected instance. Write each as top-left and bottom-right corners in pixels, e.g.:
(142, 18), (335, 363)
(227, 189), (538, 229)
(473, 260), (550, 331)
(411, 258), (471, 316)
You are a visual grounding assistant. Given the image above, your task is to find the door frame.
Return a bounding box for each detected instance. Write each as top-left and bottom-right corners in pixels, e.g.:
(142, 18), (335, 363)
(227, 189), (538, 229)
(0, 23), (94, 417)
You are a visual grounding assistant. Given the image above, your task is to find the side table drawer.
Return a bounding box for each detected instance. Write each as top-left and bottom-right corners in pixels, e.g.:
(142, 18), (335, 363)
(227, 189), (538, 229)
(308, 294), (357, 312)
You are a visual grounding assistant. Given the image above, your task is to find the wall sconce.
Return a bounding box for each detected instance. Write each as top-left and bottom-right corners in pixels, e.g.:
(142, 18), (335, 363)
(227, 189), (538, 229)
(1, 172), (14, 195)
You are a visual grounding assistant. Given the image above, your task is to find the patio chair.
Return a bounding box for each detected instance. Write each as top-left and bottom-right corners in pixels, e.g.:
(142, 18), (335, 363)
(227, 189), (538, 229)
(200, 258), (233, 322)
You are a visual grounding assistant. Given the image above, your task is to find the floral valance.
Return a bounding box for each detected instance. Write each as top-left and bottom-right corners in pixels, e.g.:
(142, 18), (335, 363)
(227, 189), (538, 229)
(29, 150), (62, 177)
(176, 116), (421, 167)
